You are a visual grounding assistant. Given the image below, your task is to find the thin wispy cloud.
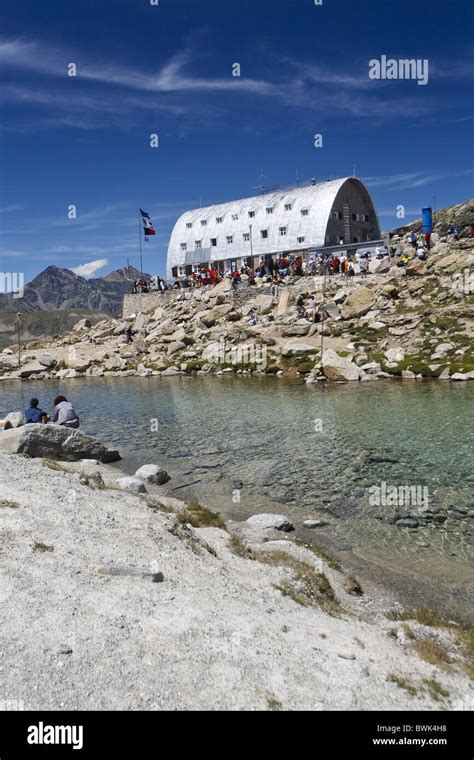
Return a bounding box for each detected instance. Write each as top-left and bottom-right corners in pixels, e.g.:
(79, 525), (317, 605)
(0, 203), (24, 213)
(362, 169), (474, 190)
(0, 35), (451, 128)
(71, 258), (109, 278)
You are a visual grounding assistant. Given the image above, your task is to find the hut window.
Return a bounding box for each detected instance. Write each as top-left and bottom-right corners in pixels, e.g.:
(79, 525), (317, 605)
(226, 235), (233, 244)
(284, 203), (292, 211)
(232, 214), (239, 221)
(261, 229), (268, 239)
(248, 211), (255, 218)
(186, 222), (192, 229)
(297, 236), (305, 244)
(216, 217), (223, 224)
(279, 227), (287, 236)
(243, 233), (250, 242)
(195, 240), (202, 249)
(211, 238), (217, 247)
(180, 243), (187, 251)
(301, 209), (309, 217)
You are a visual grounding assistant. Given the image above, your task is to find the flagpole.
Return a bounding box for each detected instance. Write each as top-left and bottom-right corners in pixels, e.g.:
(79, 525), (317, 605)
(138, 210), (143, 276)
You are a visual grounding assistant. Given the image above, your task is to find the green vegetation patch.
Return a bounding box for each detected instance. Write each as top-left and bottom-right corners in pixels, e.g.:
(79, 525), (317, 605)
(386, 674), (419, 697)
(176, 501), (226, 529)
(257, 549), (341, 615)
(32, 541), (54, 553)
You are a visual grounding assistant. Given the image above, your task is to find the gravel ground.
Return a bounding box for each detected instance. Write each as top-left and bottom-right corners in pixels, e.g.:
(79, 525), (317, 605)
(0, 452), (471, 711)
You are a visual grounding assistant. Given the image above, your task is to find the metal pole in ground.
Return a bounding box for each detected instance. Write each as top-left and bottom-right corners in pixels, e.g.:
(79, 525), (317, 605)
(320, 261), (327, 359)
(16, 313), (21, 368)
(139, 211), (143, 277)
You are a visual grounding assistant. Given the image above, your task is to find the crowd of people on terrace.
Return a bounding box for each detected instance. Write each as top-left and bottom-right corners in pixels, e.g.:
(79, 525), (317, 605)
(130, 226), (461, 295)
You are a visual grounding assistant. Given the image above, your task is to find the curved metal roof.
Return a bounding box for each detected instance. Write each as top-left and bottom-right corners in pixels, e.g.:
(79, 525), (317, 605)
(167, 177), (377, 274)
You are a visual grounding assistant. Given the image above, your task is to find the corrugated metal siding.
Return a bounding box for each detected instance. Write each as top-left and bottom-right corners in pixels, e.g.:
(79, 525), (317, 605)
(167, 177), (377, 276)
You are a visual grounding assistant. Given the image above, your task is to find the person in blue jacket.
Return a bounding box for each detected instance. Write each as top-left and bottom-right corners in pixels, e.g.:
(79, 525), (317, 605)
(25, 398), (48, 424)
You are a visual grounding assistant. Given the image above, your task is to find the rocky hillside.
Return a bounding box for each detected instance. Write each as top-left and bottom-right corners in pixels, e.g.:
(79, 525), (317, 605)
(0, 233), (472, 384)
(393, 199), (474, 238)
(0, 265), (147, 315)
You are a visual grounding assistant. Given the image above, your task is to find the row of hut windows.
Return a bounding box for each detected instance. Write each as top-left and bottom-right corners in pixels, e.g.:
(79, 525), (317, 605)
(180, 229), (307, 251)
(185, 208), (369, 231)
(185, 204), (312, 230)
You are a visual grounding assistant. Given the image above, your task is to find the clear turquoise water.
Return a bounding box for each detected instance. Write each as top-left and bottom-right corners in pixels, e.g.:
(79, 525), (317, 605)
(1, 375), (473, 621)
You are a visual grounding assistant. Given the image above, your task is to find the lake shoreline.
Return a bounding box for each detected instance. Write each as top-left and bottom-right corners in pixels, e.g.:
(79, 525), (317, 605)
(1, 448), (472, 710)
(1, 374), (472, 628)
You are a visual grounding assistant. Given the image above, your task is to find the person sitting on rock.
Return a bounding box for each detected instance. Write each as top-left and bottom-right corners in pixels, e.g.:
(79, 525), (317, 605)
(25, 398), (48, 424)
(51, 396), (80, 429)
(296, 295), (305, 317)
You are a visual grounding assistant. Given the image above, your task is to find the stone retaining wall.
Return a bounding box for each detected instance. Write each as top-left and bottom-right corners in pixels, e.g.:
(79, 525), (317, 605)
(123, 278), (325, 318)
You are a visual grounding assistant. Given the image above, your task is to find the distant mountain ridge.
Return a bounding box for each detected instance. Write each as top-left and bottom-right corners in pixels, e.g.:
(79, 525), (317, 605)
(0, 265), (150, 315)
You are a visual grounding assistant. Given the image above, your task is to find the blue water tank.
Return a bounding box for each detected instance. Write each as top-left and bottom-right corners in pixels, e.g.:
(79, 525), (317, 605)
(422, 207), (433, 234)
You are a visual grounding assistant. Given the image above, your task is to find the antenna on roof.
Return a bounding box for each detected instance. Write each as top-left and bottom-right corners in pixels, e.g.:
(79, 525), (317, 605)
(252, 169), (280, 195)
(296, 169), (300, 187)
(353, 164), (356, 177)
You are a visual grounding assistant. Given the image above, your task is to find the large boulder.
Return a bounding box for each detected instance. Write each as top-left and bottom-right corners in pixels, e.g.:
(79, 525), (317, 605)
(18, 362), (46, 379)
(281, 343), (316, 358)
(340, 287), (376, 320)
(384, 347), (405, 363)
(324, 302), (340, 320)
(406, 258), (428, 276)
(276, 289), (295, 316)
(38, 354), (57, 368)
(254, 294), (274, 314)
(281, 324), (310, 337)
(3, 411), (25, 429)
(197, 304), (234, 327)
(73, 318), (92, 332)
(207, 279), (232, 297)
(167, 341), (187, 356)
(116, 477), (147, 494)
(0, 425), (121, 463)
(135, 464), (171, 485)
(246, 514), (294, 532)
(0, 357), (15, 370)
(321, 348), (361, 382)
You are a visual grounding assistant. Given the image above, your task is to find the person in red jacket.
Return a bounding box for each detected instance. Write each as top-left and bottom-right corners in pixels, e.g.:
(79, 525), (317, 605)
(424, 230), (431, 251)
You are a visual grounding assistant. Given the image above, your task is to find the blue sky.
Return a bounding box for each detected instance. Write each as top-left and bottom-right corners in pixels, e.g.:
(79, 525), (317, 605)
(0, 0), (473, 282)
